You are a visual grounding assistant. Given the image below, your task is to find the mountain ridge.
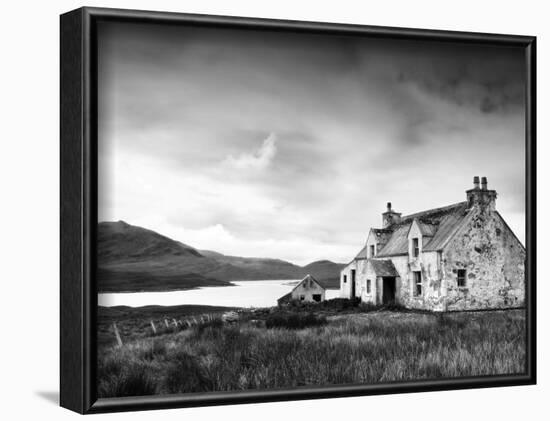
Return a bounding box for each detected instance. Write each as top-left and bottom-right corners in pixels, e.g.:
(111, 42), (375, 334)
(98, 221), (344, 292)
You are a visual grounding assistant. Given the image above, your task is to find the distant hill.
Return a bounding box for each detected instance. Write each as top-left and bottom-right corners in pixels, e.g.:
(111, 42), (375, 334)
(300, 260), (346, 288)
(98, 221), (231, 292)
(99, 221), (202, 262)
(98, 221), (344, 292)
(199, 250), (304, 279)
(200, 252), (345, 288)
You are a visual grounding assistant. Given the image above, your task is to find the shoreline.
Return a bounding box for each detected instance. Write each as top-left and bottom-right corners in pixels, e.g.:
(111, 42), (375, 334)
(97, 282), (237, 294)
(98, 280), (340, 295)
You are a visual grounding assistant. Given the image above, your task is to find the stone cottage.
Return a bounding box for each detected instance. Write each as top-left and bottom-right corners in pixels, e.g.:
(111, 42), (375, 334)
(278, 274), (326, 306)
(340, 177), (525, 311)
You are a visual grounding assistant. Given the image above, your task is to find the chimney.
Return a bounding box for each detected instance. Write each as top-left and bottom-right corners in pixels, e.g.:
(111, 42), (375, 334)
(481, 176), (487, 190)
(466, 176), (497, 211)
(382, 202), (401, 228)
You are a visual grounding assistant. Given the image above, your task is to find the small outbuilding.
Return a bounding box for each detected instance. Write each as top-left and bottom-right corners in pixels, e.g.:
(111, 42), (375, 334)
(278, 274), (326, 306)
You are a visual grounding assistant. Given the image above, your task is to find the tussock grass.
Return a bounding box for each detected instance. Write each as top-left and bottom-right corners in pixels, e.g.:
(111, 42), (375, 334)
(97, 309), (526, 398)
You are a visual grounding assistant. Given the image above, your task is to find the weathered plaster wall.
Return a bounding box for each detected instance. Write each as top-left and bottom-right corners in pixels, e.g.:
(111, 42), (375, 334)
(340, 260), (358, 298)
(360, 261), (377, 304)
(394, 251), (446, 311)
(366, 232), (377, 258)
(442, 208), (525, 311)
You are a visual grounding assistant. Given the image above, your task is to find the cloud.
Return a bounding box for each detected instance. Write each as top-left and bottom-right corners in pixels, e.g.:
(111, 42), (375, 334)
(97, 22), (526, 264)
(223, 133), (277, 170)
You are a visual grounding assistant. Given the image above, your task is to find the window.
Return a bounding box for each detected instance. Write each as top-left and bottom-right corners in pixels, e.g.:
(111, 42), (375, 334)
(369, 244), (375, 258)
(300, 295), (305, 301)
(343, 275), (347, 283)
(457, 269), (467, 288)
(366, 279), (371, 294)
(312, 294), (322, 302)
(413, 271), (422, 296)
(412, 238), (420, 257)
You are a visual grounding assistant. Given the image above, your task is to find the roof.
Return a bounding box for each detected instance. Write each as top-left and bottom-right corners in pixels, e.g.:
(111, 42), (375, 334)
(369, 259), (399, 277)
(417, 221), (438, 237)
(355, 244), (368, 259)
(355, 228), (393, 259)
(374, 201), (471, 257)
(277, 292), (292, 305)
(292, 274), (325, 292)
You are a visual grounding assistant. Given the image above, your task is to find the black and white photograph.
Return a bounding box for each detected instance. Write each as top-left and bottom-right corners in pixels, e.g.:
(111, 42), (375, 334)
(2, 0), (549, 419)
(93, 16), (532, 400)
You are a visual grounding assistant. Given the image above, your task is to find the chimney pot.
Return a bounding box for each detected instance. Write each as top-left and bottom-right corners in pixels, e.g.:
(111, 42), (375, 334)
(481, 177), (487, 190)
(473, 176), (480, 189)
(387, 202), (392, 211)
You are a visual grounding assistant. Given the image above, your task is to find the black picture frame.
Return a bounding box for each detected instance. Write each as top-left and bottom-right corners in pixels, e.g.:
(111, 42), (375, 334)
(60, 6), (537, 414)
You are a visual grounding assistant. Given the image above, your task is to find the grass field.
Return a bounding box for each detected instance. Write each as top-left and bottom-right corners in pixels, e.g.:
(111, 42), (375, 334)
(97, 305), (526, 398)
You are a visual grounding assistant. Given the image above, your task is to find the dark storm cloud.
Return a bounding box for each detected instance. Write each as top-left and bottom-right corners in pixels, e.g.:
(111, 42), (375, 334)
(97, 21), (526, 263)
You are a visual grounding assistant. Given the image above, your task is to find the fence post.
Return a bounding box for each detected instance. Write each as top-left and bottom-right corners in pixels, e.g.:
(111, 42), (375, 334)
(113, 322), (123, 347)
(150, 320), (157, 335)
(164, 319), (170, 328)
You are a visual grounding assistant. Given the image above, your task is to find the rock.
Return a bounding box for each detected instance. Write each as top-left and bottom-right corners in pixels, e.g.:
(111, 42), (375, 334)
(222, 311), (239, 323)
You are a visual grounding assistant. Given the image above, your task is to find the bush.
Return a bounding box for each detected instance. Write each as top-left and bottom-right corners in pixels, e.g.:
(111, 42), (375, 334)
(383, 301), (406, 311)
(265, 312), (327, 330)
(358, 302), (380, 312)
(320, 297), (361, 311)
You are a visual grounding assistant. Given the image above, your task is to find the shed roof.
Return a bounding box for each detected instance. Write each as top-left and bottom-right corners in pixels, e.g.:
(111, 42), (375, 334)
(277, 292), (292, 305)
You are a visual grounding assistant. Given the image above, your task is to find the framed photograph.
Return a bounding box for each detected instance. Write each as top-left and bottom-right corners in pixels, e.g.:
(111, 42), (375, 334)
(60, 7), (536, 414)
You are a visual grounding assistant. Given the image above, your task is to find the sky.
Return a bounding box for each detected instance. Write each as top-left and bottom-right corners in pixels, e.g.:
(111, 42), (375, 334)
(97, 21), (526, 265)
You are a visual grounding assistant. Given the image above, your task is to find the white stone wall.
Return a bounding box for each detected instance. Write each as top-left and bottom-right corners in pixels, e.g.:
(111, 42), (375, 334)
(340, 260), (358, 298)
(398, 251), (445, 311)
(442, 207), (525, 311)
(360, 261), (377, 304)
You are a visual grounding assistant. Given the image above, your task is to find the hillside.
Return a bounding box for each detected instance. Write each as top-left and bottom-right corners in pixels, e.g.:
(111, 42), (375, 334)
(199, 250), (304, 279)
(98, 221), (344, 292)
(98, 221), (232, 292)
(300, 260), (346, 288)
(98, 221), (202, 262)
(199, 253), (345, 287)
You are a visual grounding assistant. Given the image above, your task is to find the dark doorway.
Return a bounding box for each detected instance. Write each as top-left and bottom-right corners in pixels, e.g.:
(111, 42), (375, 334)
(350, 269), (356, 298)
(382, 277), (396, 305)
